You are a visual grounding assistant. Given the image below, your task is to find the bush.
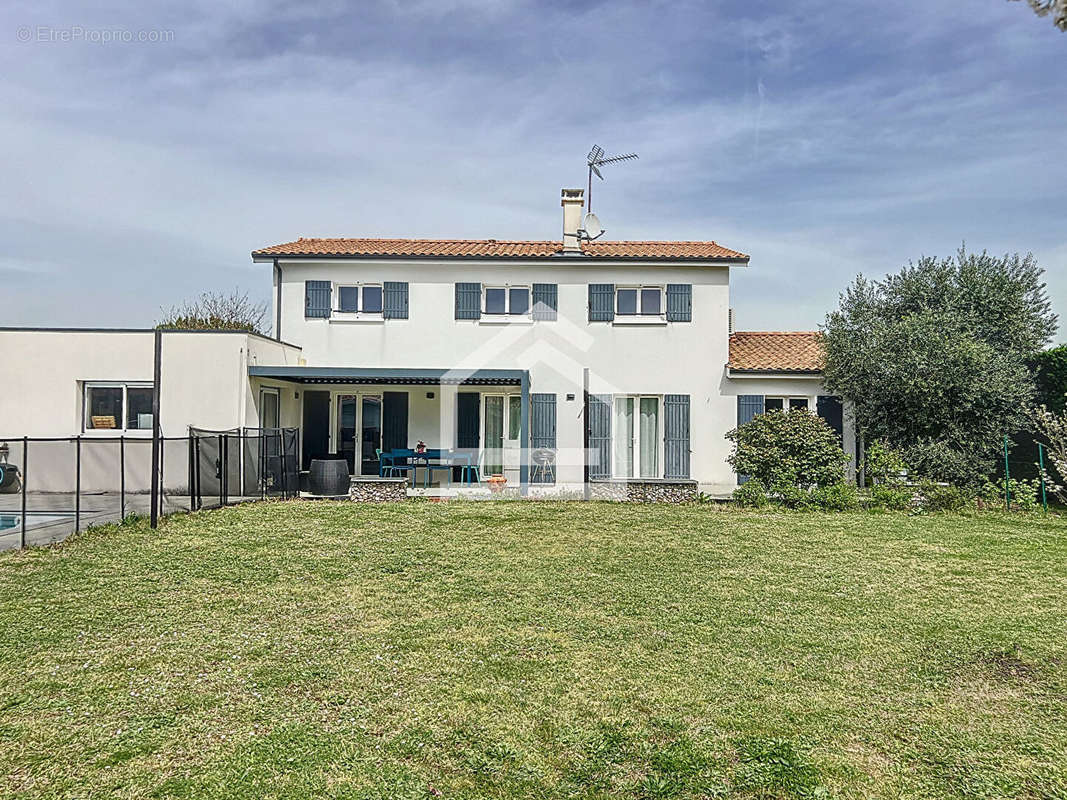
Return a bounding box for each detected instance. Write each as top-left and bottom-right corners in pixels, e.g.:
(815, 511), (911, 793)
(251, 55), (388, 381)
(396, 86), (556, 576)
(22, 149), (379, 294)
(980, 478), (1041, 511)
(864, 439), (908, 484)
(868, 483), (914, 511)
(810, 482), (860, 512)
(775, 484), (815, 510)
(732, 481), (769, 509)
(727, 410), (850, 489)
(917, 482), (971, 512)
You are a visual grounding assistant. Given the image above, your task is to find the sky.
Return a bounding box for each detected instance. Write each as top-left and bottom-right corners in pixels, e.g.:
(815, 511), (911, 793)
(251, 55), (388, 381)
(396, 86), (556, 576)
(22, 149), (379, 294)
(1, 0), (1065, 335)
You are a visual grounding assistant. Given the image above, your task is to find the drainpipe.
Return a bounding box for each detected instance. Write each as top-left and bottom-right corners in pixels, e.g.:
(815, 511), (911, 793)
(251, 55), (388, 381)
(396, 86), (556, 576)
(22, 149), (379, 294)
(582, 367), (590, 501)
(274, 259), (282, 341)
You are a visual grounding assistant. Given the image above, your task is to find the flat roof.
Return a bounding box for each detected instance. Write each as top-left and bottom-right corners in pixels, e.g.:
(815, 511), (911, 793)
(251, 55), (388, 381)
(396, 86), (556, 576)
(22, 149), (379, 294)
(248, 366), (526, 385)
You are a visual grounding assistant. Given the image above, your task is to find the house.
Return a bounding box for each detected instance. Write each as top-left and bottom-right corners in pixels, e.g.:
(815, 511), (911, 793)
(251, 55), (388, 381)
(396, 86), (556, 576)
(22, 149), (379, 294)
(0, 188), (855, 499)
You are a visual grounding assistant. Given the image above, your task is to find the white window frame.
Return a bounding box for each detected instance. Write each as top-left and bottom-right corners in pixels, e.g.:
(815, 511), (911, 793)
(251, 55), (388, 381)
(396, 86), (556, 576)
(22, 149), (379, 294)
(611, 394), (664, 479)
(615, 285), (665, 318)
(259, 387), (281, 429)
(83, 381), (154, 435)
(482, 284), (531, 317)
(763, 394), (810, 413)
(333, 282), (384, 318)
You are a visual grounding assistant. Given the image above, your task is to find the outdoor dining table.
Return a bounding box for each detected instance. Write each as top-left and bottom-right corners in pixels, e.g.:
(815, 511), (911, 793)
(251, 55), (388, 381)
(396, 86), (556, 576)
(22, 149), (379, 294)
(400, 449), (475, 488)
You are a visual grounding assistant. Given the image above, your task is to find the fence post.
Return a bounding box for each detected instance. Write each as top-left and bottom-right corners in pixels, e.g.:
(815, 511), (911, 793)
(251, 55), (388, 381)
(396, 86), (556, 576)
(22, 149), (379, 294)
(187, 433), (194, 512)
(219, 434), (225, 507)
(1003, 434), (1011, 512)
(75, 436), (82, 533)
(149, 328), (162, 529)
(1038, 443), (1049, 514)
(20, 436), (28, 550)
(119, 434), (126, 522)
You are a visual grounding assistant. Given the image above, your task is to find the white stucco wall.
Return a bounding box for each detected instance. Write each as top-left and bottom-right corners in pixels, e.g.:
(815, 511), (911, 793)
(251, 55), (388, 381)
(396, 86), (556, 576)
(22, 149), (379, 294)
(0, 330), (301, 438)
(270, 258), (738, 490)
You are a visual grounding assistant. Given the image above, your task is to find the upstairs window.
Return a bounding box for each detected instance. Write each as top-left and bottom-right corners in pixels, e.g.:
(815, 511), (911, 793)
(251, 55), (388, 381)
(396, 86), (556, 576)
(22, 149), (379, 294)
(616, 286), (664, 317)
(484, 285), (530, 316)
(84, 382), (153, 433)
(336, 283), (383, 315)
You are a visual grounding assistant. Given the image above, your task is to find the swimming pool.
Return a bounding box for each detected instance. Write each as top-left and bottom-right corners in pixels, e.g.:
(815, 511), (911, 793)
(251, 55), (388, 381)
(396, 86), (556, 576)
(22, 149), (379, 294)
(0, 513), (73, 531)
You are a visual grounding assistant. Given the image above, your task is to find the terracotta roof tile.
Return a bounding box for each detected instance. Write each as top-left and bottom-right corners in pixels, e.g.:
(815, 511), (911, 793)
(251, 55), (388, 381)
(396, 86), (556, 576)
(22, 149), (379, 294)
(728, 331), (825, 373)
(252, 237), (748, 261)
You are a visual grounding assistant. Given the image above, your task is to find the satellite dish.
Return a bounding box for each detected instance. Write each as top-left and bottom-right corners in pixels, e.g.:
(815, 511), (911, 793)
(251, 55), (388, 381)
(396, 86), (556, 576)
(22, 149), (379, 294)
(582, 212), (603, 240)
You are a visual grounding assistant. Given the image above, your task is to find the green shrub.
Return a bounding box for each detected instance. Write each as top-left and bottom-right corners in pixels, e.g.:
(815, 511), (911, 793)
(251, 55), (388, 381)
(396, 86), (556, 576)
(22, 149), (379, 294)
(868, 483), (914, 511)
(775, 484), (815, 510)
(864, 439), (909, 484)
(980, 478), (1041, 511)
(732, 481), (769, 509)
(918, 483), (970, 512)
(810, 482), (860, 511)
(727, 410), (850, 489)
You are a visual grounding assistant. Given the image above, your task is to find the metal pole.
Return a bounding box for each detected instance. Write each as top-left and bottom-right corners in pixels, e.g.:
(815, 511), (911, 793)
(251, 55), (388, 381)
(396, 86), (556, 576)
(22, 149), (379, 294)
(1003, 434), (1011, 512)
(188, 433), (195, 512)
(75, 436), (81, 533)
(150, 329), (162, 528)
(1039, 443), (1048, 513)
(120, 435), (125, 521)
(19, 437), (27, 550)
(582, 368), (590, 501)
(219, 434), (225, 507)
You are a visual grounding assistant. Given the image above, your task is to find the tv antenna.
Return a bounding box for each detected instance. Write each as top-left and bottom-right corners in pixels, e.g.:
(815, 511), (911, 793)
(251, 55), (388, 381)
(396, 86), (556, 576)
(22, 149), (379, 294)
(586, 144), (638, 215)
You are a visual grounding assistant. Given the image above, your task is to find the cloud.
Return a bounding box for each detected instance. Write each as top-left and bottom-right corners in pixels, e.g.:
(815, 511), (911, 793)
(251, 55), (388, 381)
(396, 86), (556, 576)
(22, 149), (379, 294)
(0, 0), (1063, 337)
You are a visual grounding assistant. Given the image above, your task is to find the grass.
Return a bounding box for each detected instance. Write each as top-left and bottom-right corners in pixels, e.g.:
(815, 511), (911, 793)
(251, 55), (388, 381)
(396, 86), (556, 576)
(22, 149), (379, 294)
(0, 501), (1066, 799)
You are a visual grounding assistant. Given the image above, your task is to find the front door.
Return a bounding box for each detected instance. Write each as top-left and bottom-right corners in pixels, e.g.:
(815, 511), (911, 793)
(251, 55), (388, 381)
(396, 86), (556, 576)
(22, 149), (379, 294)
(301, 390), (331, 470)
(337, 393), (383, 476)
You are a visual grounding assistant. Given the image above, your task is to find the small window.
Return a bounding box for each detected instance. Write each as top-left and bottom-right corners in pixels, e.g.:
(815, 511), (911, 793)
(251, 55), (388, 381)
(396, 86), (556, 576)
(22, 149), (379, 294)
(484, 286), (530, 316)
(764, 397), (810, 414)
(485, 287), (507, 315)
(617, 288), (638, 315)
(126, 387), (154, 430)
(616, 286), (664, 316)
(84, 383), (152, 433)
(335, 284), (383, 314)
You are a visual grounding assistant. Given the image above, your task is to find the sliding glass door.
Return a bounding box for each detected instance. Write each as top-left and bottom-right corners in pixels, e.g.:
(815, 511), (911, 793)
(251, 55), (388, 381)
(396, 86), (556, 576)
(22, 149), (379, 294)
(484, 395), (505, 475)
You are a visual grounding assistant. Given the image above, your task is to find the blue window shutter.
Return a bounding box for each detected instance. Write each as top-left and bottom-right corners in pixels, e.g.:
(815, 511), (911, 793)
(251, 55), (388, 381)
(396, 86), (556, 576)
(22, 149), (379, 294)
(588, 284), (614, 322)
(664, 394), (690, 479)
(455, 282), (481, 319)
(530, 393), (557, 484)
(305, 280), (331, 319)
(383, 282), (408, 319)
(666, 284), (692, 322)
(587, 393), (612, 479)
(736, 394), (764, 484)
(532, 284), (557, 321)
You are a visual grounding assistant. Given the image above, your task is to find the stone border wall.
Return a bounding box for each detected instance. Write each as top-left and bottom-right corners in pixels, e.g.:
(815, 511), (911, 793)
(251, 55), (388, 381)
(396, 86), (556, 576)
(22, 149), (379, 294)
(348, 477), (409, 502)
(589, 479), (698, 503)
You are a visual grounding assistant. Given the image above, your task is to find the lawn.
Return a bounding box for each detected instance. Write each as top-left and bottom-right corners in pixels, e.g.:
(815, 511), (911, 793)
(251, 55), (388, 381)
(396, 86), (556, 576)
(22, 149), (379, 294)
(1, 502), (1065, 799)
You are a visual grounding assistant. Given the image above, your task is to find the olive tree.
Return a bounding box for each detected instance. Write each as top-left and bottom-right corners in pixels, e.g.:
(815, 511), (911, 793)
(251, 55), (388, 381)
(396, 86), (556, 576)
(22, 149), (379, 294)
(823, 248), (1056, 486)
(157, 289), (267, 335)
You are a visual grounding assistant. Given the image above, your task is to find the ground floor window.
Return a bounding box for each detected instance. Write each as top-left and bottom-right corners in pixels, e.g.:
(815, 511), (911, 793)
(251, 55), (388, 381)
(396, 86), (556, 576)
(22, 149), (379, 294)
(84, 382), (153, 432)
(764, 396), (809, 413)
(613, 395), (660, 478)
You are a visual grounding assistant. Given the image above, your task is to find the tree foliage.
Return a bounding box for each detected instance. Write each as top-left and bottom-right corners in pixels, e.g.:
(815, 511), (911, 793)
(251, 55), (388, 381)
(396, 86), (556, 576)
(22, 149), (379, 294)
(727, 409), (850, 489)
(1029, 405), (1067, 502)
(1009, 0), (1067, 31)
(822, 248), (1056, 486)
(157, 289), (268, 335)
(1034, 344), (1067, 414)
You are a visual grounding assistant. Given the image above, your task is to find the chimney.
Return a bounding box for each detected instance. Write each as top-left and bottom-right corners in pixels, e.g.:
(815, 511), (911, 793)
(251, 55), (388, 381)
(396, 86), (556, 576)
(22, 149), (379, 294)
(561, 188), (584, 252)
